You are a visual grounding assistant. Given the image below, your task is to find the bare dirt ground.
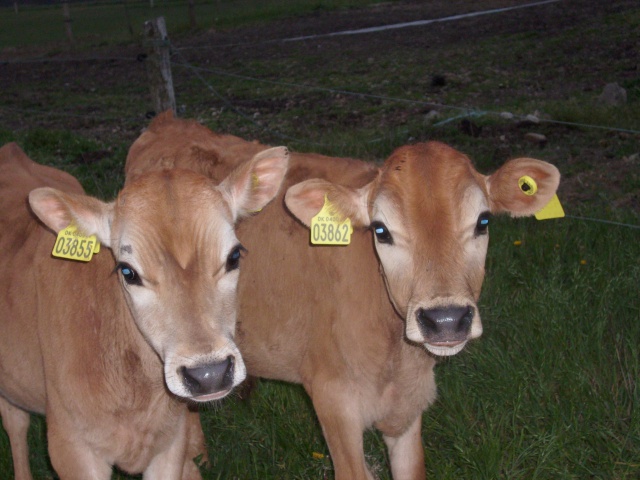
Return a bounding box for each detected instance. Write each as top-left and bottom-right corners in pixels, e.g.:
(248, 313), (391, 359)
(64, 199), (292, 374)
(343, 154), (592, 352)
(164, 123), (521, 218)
(1, 0), (638, 212)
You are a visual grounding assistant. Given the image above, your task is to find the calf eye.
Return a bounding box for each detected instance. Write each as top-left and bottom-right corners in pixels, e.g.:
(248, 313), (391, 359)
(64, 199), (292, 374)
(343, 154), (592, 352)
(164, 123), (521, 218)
(225, 244), (246, 272)
(370, 221), (393, 245)
(475, 212), (491, 236)
(116, 262), (142, 286)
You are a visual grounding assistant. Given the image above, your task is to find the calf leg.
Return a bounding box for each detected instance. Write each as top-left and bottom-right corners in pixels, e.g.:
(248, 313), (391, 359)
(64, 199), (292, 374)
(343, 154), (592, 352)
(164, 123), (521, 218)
(181, 409), (207, 480)
(309, 382), (375, 480)
(144, 410), (192, 480)
(382, 415), (425, 480)
(47, 420), (112, 480)
(0, 396), (33, 480)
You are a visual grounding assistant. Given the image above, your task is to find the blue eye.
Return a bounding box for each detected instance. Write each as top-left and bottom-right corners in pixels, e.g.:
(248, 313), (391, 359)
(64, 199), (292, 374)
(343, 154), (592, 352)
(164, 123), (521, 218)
(370, 221), (393, 245)
(225, 244), (246, 272)
(475, 212), (491, 236)
(116, 262), (142, 286)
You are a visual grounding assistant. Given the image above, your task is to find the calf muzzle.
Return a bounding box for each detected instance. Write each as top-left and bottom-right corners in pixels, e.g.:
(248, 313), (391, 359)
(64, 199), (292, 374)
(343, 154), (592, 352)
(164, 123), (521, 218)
(416, 305), (473, 345)
(180, 355), (235, 399)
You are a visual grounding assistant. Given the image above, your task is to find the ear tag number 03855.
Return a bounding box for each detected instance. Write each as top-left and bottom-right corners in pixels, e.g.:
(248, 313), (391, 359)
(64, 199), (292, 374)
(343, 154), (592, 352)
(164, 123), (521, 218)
(310, 195), (353, 245)
(52, 224), (101, 262)
(518, 175), (565, 220)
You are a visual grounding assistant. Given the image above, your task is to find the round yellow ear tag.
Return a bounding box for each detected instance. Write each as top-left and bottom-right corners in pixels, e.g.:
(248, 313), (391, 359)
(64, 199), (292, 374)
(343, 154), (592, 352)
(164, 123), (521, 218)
(518, 175), (538, 196)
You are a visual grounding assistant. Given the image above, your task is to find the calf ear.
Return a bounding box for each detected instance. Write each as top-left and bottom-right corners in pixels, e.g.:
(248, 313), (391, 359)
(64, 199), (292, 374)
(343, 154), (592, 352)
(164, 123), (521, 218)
(28, 188), (114, 246)
(486, 158), (560, 217)
(219, 146), (289, 220)
(285, 178), (374, 228)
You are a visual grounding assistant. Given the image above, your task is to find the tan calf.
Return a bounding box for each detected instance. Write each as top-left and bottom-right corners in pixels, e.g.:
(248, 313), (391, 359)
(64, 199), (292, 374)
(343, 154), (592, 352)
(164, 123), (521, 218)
(126, 112), (560, 479)
(0, 142), (288, 479)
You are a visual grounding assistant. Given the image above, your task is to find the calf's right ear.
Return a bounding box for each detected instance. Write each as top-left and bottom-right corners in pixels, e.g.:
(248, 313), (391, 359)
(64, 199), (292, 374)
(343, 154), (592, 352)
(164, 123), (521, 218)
(29, 188), (114, 247)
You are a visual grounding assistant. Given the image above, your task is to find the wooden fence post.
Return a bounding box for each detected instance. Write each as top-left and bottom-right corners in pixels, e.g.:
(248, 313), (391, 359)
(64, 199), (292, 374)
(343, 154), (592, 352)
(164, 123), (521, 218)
(122, 0), (134, 38)
(143, 17), (176, 116)
(62, 0), (74, 44)
(188, 0), (197, 29)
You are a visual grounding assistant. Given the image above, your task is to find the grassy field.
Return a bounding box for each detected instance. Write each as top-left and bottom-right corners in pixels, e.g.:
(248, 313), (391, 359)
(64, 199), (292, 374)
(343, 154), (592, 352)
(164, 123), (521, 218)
(0, 0), (638, 478)
(0, 0), (384, 48)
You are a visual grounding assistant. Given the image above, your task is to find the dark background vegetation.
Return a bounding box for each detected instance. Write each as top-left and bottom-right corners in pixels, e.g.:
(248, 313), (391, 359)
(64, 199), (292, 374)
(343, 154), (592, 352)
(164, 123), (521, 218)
(0, 0), (638, 478)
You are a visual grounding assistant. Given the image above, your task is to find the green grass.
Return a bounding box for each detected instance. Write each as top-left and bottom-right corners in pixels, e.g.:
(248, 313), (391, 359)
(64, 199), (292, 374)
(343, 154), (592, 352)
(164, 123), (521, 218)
(0, 0), (639, 478)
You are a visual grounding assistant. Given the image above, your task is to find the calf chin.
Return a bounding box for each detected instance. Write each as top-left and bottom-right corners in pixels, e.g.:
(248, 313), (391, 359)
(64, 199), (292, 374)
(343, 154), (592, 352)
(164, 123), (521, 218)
(424, 341), (468, 357)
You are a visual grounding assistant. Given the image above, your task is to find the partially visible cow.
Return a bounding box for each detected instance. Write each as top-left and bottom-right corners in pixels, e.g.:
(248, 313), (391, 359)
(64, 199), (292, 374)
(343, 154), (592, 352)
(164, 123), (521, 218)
(126, 112), (560, 480)
(0, 141), (288, 479)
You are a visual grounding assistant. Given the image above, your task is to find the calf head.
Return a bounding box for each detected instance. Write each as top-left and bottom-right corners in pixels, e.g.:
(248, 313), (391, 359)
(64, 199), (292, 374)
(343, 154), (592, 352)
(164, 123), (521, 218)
(285, 142), (559, 357)
(29, 147), (289, 400)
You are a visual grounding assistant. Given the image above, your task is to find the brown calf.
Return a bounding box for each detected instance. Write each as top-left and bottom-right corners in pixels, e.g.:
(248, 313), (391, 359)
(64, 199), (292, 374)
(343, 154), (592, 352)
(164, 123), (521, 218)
(126, 112), (560, 479)
(0, 142), (288, 479)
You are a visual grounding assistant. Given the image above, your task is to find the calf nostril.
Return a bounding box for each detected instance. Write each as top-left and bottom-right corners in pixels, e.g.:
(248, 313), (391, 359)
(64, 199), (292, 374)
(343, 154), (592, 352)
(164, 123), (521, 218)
(416, 308), (439, 337)
(180, 355), (235, 396)
(416, 305), (474, 340)
(222, 355), (235, 391)
(456, 307), (474, 333)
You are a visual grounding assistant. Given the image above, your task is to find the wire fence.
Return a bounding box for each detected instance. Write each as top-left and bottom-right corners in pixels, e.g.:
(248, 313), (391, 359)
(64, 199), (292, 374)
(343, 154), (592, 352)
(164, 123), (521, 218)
(1, 1), (638, 229)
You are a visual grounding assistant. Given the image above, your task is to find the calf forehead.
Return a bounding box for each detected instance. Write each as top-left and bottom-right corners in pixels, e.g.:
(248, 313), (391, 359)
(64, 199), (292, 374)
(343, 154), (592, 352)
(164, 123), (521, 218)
(380, 142), (485, 222)
(114, 170), (231, 264)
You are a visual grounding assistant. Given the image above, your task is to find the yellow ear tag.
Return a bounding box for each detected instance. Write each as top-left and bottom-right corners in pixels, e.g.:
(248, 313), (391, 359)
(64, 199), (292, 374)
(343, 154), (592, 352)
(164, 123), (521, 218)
(535, 194), (565, 220)
(249, 173), (262, 213)
(518, 175), (564, 220)
(518, 175), (538, 196)
(310, 195), (352, 245)
(251, 173), (260, 189)
(52, 224), (101, 262)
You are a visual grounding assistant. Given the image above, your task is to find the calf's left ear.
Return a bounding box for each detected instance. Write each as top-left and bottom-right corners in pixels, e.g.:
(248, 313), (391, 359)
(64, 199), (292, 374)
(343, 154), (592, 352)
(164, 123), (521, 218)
(219, 146), (289, 220)
(28, 188), (114, 246)
(285, 178), (375, 228)
(486, 158), (560, 217)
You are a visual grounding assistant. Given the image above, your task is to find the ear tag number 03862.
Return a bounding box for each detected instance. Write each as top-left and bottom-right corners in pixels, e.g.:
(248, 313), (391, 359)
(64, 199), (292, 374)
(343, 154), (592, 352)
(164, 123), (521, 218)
(310, 195), (353, 245)
(52, 224), (101, 262)
(518, 175), (565, 220)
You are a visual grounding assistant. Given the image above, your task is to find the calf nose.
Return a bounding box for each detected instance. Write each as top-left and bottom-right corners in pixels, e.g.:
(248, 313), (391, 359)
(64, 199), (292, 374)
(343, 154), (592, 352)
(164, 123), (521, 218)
(180, 355), (235, 397)
(416, 306), (473, 344)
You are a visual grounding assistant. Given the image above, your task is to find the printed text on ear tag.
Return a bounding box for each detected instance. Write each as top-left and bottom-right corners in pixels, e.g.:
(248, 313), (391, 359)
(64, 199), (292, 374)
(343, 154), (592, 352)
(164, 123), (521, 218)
(310, 195), (352, 245)
(52, 224), (100, 262)
(535, 194), (565, 220)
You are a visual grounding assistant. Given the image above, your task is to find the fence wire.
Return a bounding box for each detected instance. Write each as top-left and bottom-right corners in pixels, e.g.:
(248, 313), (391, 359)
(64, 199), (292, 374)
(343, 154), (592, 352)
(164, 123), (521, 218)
(1, 1), (638, 230)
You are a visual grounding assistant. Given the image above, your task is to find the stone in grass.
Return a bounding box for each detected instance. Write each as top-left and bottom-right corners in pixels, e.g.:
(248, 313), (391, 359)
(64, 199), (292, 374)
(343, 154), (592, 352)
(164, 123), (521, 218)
(525, 132), (547, 147)
(423, 110), (440, 124)
(598, 82), (627, 107)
